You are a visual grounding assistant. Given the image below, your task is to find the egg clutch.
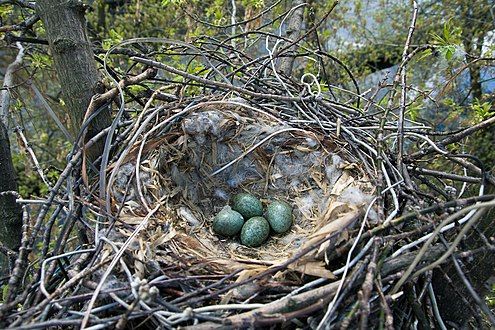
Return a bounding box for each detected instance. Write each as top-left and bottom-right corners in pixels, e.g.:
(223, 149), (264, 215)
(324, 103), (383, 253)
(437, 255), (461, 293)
(212, 193), (293, 247)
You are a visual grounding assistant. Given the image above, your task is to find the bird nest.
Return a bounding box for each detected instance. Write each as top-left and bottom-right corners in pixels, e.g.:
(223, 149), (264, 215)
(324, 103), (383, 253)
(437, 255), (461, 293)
(111, 100), (374, 282)
(4, 31), (494, 330)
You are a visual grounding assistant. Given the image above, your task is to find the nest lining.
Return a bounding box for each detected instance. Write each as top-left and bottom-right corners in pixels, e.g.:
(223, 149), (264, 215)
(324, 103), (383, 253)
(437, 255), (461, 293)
(112, 101), (374, 279)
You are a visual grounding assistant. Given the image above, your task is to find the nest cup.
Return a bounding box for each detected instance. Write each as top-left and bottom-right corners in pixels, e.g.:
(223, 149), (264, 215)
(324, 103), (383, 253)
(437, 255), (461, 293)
(113, 100), (373, 279)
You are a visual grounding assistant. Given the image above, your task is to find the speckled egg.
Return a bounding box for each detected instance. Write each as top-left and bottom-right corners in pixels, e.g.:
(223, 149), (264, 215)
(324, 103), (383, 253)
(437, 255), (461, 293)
(212, 206), (244, 237)
(240, 217), (270, 247)
(266, 200), (293, 234)
(231, 193), (263, 219)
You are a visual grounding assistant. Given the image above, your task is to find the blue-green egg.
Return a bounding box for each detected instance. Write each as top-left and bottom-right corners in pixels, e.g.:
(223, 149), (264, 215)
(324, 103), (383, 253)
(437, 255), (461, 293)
(212, 206), (244, 237)
(231, 193), (263, 219)
(266, 200), (293, 234)
(240, 216), (270, 247)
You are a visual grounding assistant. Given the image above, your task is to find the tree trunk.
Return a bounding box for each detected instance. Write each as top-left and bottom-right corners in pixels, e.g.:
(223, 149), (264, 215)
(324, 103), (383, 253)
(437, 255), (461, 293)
(96, 0), (107, 35)
(305, 0), (318, 47)
(0, 44), (24, 276)
(277, 0), (305, 76)
(0, 122), (22, 275)
(35, 0), (111, 158)
(463, 37), (483, 100)
(468, 61), (483, 100)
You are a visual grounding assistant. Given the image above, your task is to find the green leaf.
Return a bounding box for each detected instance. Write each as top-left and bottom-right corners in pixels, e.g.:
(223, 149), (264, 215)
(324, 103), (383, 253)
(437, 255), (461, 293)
(2, 284), (8, 302)
(161, 0), (183, 6)
(472, 99), (494, 121)
(418, 48), (433, 61)
(445, 46), (454, 61)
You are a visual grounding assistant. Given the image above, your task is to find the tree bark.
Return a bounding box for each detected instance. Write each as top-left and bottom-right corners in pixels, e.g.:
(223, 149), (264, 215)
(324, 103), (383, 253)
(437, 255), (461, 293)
(277, 0), (305, 76)
(463, 37), (483, 100)
(96, 0), (107, 35)
(0, 44), (24, 276)
(468, 61), (483, 100)
(35, 0), (111, 158)
(0, 123), (22, 275)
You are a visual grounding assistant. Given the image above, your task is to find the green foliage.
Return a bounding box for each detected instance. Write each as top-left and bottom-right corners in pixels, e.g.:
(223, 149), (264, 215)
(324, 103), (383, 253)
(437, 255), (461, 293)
(205, 0), (227, 25)
(0, 4), (13, 21)
(241, 0), (264, 9)
(439, 45), (457, 61)
(487, 284), (495, 308)
(102, 28), (124, 50)
(407, 103), (421, 121)
(446, 96), (495, 170)
(430, 19), (462, 61)
(1, 284), (8, 303)
(430, 19), (462, 46)
(418, 48), (433, 61)
(161, 0), (184, 6)
(29, 53), (52, 69)
(485, 44), (495, 58)
(9, 115), (67, 198)
(127, 84), (147, 94)
(441, 98), (468, 126)
(471, 99), (494, 122)
(13, 152), (59, 197)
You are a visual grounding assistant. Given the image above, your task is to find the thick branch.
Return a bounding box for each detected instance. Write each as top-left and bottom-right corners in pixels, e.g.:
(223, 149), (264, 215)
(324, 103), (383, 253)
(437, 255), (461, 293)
(0, 15), (39, 33)
(35, 0), (111, 157)
(277, 0), (305, 76)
